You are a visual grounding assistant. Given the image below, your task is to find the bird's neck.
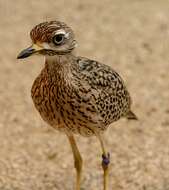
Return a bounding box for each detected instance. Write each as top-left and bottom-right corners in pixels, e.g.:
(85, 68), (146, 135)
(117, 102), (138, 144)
(44, 53), (75, 80)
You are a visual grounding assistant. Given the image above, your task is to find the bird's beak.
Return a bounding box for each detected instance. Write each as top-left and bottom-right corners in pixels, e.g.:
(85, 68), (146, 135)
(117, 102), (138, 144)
(17, 44), (43, 59)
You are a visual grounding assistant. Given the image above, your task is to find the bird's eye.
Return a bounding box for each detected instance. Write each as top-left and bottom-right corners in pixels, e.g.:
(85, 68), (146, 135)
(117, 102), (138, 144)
(52, 34), (65, 45)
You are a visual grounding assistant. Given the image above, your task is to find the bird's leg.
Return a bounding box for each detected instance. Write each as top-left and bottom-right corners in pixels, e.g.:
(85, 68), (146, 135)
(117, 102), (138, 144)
(67, 134), (83, 190)
(97, 134), (110, 190)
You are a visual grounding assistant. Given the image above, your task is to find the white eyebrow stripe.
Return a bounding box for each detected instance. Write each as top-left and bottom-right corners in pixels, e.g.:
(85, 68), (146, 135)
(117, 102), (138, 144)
(55, 29), (66, 34)
(54, 29), (69, 38)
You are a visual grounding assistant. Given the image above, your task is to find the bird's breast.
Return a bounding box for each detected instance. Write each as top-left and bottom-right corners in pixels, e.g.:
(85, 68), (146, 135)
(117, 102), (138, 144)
(31, 72), (65, 129)
(30, 71), (103, 136)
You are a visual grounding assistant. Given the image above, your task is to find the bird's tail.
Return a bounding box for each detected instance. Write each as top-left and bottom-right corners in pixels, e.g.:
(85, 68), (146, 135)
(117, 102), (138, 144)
(126, 110), (138, 120)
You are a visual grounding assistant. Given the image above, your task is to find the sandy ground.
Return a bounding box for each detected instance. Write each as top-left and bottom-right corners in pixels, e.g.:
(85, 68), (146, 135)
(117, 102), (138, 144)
(0, 0), (169, 189)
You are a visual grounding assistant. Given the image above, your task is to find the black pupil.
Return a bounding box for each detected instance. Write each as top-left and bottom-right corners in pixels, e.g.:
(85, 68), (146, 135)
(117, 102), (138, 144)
(53, 34), (64, 44)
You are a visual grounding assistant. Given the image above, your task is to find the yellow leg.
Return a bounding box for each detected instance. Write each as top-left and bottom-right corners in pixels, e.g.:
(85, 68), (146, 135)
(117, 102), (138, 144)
(67, 134), (83, 190)
(97, 134), (110, 190)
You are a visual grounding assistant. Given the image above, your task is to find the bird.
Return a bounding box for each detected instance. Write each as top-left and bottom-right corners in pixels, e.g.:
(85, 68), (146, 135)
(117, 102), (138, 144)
(17, 20), (137, 190)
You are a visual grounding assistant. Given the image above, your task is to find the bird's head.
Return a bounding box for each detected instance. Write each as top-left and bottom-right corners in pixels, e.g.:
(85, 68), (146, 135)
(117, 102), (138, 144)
(17, 21), (77, 59)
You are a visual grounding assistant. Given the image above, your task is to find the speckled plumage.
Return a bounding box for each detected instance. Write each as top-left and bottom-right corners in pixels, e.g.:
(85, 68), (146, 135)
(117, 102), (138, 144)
(31, 52), (135, 137)
(17, 20), (137, 190)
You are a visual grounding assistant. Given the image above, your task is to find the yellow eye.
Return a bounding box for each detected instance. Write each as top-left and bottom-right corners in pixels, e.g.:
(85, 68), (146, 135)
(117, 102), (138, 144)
(52, 34), (64, 45)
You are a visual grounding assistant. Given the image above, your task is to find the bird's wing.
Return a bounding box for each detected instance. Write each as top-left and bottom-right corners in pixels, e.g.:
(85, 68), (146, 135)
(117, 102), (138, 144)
(74, 57), (132, 125)
(76, 57), (125, 89)
(75, 56), (130, 95)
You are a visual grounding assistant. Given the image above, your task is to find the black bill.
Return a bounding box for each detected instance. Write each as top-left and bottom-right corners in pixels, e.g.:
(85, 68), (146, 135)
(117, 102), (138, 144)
(17, 46), (36, 59)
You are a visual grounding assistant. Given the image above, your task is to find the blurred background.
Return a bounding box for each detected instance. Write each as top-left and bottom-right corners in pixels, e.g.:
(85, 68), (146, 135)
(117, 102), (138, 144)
(0, 0), (169, 189)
